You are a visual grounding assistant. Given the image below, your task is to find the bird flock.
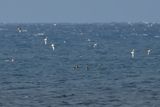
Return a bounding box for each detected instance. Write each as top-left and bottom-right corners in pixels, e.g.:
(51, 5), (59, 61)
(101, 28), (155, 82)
(17, 26), (152, 59)
(130, 49), (151, 59)
(6, 26), (153, 71)
(43, 36), (55, 51)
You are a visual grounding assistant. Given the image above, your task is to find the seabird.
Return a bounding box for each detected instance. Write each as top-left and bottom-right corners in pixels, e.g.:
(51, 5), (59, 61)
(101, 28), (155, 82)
(131, 49), (135, 58)
(93, 43), (97, 48)
(51, 43), (55, 51)
(147, 49), (151, 55)
(17, 27), (22, 33)
(73, 64), (80, 70)
(44, 37), (47, 45)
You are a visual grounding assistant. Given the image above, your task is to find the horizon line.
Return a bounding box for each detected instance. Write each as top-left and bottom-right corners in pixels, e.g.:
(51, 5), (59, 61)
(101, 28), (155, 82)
(0, 21), (159, 25)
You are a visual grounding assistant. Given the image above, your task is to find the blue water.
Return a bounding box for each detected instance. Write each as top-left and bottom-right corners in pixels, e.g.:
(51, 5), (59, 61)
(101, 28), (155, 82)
(0, 23), (160, 107)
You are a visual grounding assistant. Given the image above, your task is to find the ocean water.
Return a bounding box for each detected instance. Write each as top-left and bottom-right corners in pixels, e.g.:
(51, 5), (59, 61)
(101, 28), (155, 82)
(0, 23), (160, 107)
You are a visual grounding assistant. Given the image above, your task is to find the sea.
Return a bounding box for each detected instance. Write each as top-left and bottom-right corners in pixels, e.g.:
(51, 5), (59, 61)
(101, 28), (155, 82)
(0, 23), (160, 107)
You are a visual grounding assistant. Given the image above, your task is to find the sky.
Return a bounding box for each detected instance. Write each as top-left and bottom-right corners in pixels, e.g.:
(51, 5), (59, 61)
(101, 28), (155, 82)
(0, 0), (159, 23)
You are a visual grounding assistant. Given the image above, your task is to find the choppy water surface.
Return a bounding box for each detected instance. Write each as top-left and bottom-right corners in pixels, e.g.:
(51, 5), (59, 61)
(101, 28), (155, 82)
(0, 23), (160, 107)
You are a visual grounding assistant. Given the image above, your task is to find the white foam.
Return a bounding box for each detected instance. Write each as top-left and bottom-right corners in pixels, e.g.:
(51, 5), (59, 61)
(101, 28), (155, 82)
(22, 29), (28, 32)
(34, 33), (45, 37)
(87, 39), (91, 42)
(142, 34), (148, 37)
(154, 36), (160, 38)
(0, 28), (8, 31)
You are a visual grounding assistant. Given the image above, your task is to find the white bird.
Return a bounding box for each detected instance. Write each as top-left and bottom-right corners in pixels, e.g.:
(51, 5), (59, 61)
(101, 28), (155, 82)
(147, 49), (151, 55)
(93, 43), (97, 48)
(17, 27), (22, 33)
(51, 43), (55, 51)
(131, 49), (135, 58)
(5, 57), (15, 62)
(11, 58), (14, 62)
(44, 37), (47, 45)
